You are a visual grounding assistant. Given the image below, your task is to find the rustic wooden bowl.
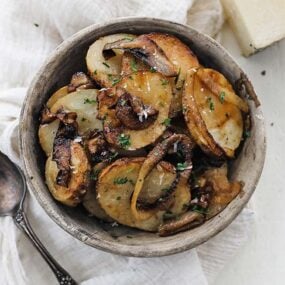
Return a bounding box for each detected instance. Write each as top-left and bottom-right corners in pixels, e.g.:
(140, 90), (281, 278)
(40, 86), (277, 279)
(19, 18), (266, 257)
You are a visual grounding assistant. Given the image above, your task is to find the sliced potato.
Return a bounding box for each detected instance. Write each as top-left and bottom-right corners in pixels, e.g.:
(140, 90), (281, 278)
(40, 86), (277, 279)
(117, 71), (172, 150)
(97, 158), (177, 231)
(46, 86), (69, 108)
(86, 34), (136, 87)
(45, 142), (90, 207)
(38, 119), (60, 156)
(196, 68), (249, 113)
(182, 69), (244, 157)
(83, 163), (113, 222)
(202, 164), (242, 218)
(147, 33), (199, 117)
(50, 89), (102, 134)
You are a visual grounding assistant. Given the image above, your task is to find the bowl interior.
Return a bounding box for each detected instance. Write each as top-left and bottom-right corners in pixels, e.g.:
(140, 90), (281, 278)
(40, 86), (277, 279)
(20, 18), (266, 257)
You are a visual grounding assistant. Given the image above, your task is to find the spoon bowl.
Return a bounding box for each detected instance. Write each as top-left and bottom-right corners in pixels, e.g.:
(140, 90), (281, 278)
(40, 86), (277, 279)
(0, 153), (24, 216)
(0, 151), (77, 285)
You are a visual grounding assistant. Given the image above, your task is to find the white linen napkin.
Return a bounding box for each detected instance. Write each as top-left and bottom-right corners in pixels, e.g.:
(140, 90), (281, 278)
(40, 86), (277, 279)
(0, 1), (254, 284)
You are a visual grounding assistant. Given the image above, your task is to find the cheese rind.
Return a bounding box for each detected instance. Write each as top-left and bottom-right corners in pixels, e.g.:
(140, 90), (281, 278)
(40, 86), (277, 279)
(222, 0), (285, 56)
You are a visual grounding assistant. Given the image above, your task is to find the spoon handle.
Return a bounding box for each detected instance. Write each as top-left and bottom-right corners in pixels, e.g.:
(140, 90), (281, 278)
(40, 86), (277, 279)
(14, 209), (77, 285)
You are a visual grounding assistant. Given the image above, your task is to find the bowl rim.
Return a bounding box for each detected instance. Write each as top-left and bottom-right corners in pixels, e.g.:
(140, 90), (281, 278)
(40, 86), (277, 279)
(19, 17), (266, 257)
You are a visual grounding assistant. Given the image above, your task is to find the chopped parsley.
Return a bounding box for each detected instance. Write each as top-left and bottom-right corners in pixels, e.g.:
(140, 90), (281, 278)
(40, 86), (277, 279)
(109, 152), (118, 161)
(130, 59), (138, 72)
(116, 196), (121, 200)
(118, 133), (131, 149)
(244, 130), (251, 138)
(93, 70), (97, 75)
(84, 98), (96, 104)
(102, 62), (110, 68)
(113, 177), (128, 185)
(81, 117), (87, 122)
(160, 79), (169, 86)
(207, 97), (215, 111)
(123, 37), (134, 41)
(112, 77), (121, 86)
(176, 162), (189, 171)
(90, 169), (100, 181)
(34, 23), (39, 27)
(126, 235), (133, 239)
(162, 118), (171, 127)
(219, 91), (226, 103)
(163, 211), (177, 220)
(150, 66), (157, 73)
(191, 205), (208, 214)
(159, 102), (165, 107)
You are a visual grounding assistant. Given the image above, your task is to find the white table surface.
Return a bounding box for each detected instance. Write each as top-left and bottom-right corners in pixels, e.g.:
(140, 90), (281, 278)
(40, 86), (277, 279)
(214, 24), (285, 285)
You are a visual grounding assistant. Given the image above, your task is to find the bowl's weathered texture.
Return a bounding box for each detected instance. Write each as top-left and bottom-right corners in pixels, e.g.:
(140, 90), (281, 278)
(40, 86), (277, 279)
(20, 18), (266, 257)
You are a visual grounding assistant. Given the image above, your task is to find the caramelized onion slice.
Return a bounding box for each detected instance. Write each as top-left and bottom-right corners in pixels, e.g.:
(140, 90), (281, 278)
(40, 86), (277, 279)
(97, 158), (176, 231)
(131, 134), (194, 221)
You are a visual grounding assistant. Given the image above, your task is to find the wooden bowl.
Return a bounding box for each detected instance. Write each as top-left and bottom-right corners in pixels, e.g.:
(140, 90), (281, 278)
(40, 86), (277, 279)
(19, 18), (266, 257)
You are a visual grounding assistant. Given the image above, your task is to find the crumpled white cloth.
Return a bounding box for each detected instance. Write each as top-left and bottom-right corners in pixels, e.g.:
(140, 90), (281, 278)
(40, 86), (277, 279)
(0, 1), (254, 285)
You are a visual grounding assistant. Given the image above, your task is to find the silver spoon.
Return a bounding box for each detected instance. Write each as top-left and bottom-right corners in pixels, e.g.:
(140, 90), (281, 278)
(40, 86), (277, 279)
(0, 151), (77, 285)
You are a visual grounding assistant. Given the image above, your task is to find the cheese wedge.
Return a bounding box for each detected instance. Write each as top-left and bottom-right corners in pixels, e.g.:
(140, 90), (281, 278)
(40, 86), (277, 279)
(222, 0), (285, 56)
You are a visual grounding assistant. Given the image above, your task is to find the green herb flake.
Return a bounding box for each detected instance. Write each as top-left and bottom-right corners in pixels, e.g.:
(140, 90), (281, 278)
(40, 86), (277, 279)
(112, 77), (121, 86)
(90, 169), (100, 181)
(109, 152), (119, 161)
(93, 70), (97, 75)
(113, 177), (128, 185)
(34, 23), (39, 27)
(244, 130), (251, 138)
(150, 66), (157, 73)
(176, 162), (189, 171)
(84, 98), (96, 104)
(162, 118), (171, 127)
(207, 97), (215, 111)
(116, 196), (121, 200)
(219, 91), (226, 103)
(191, 205), (208, 214)
(107, 74), (113, 79)
(159, 102), (165, 107)
(129, 75), (133, 80)
(118, 133), (131, 149)
(163, 211), (177, 220)
(160, 79), (169, 86)
(130, 59), (138, 72)
(126, 235), (133, 238)
(102, 62), (110, 68)
(81, 117), (87, 122)
(123, 37), (134, 41)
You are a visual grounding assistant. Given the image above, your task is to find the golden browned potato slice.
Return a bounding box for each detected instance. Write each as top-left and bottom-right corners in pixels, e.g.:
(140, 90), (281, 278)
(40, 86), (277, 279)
(196, 68), (249, 113)
(46, 86), (69, 108)
(38, 120), (60, 156)
(39, 89), (102, 156)
(83, 163), (114, 222)
(50, 89), (102, 134)
(86, 34), (136, 87)
(117, 71), (172, 150)
(121, 52), (148, 76)
(182, 69), (245, 157)
(202, 164), (242, 218)
(97, 158), (177, 231)
(147, 33), (199, 117)
(45, 142), (90, 207)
